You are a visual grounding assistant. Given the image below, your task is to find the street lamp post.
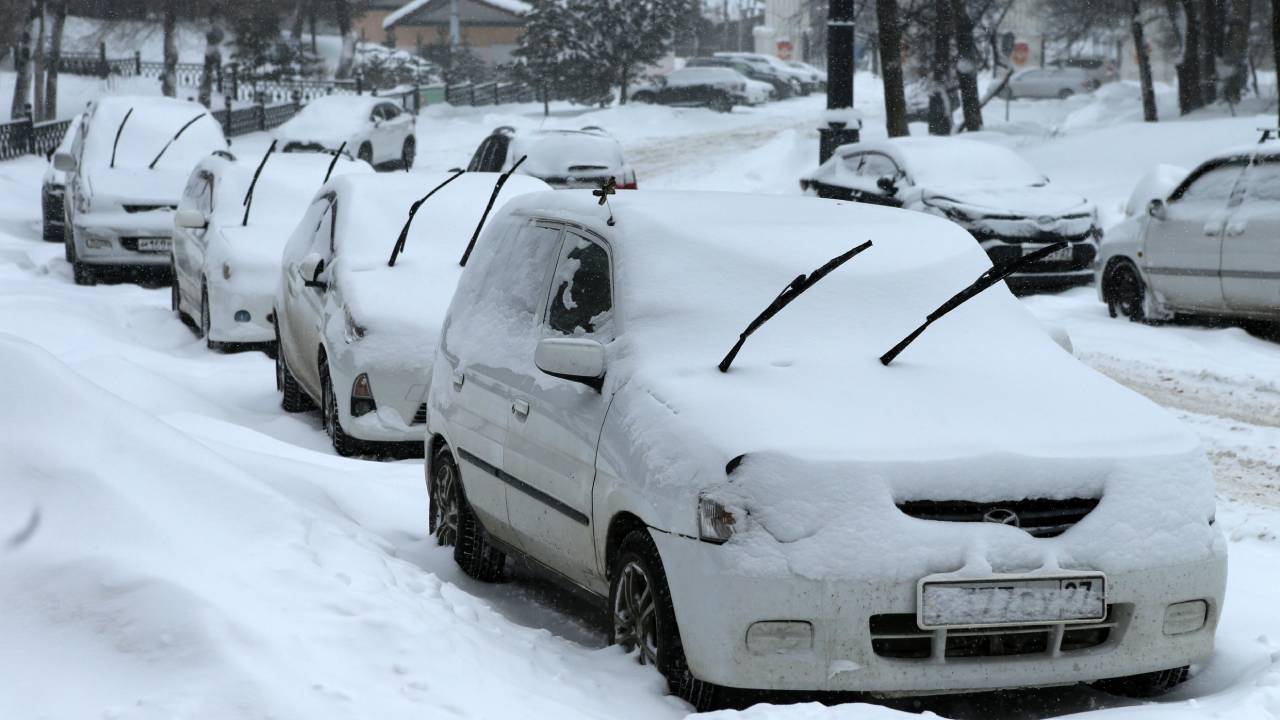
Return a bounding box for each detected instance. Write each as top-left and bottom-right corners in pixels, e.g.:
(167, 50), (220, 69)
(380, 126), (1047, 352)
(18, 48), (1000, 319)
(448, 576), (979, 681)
(820, 0), (860, 163)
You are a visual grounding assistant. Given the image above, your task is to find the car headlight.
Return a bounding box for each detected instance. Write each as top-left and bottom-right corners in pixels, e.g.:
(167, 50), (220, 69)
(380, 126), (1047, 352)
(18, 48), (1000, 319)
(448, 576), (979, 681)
(698, 494), (737, 544)
(343, 306), (366, 343)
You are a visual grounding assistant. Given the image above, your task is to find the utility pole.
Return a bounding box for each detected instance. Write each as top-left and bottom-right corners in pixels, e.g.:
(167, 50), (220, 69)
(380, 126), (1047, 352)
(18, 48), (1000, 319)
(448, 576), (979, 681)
(449, 0), (461, 48)
(820, 0), (860, 163)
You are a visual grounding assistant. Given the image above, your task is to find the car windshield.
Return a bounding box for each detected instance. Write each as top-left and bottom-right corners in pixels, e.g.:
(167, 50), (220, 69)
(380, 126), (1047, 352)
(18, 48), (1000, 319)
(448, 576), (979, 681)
(516, 133), (624, 176)
(903, 141), (1048, 188)
(82, 101), (225, 171)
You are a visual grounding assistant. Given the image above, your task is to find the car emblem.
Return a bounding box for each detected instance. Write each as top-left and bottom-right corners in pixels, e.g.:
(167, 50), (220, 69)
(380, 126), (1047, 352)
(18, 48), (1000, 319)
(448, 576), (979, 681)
(1036, 215), (1057, 227)
(983, 508), (1020, 527)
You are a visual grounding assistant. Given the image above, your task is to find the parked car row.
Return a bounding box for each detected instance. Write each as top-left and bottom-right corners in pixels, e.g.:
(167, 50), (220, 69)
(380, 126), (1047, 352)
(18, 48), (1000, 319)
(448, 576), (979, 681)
(632, 53), (825, 112)
(39, 94), (1227, 713)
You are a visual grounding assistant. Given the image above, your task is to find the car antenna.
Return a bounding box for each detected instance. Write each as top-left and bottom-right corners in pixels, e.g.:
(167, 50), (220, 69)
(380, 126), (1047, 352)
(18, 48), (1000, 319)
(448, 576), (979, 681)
(593, 176), (617, 226)
(459, 154), (528, 267)
(323, 142), (347, 182)
(109, 107), (134, 168)
(719, 239), (874, 373)
(241, 139), (278, 227)
(388, 169), (466, 267)
(148, 112), (209, 169)
(880, 241), (1067, 366)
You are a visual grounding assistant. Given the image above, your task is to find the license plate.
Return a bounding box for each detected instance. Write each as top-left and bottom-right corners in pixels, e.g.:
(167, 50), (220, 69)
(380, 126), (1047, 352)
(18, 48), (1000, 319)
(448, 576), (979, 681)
(136, 237), (170, 252)
(1027, 244), (1073, 263)
(917, 573), (1106, 629)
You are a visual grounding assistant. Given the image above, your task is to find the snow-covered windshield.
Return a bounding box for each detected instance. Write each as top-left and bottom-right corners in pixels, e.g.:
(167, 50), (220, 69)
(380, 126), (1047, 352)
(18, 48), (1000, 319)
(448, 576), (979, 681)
(279, 95), (377, 140)
(81, 97), (226, 171)
(515, 132), (625, 176)
(904, 139), (1048, 188)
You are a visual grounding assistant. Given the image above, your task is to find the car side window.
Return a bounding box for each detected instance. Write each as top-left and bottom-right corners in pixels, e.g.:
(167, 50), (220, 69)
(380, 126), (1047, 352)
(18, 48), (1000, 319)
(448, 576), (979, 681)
(312, 198), (336, 258)
(467, 139), (491, 172)
(370, 105), (385, 122)
(546, 231), (613, 338)
(860, 153), (901, 179)
(194, 172), (214, 216)
(381, 103), (401, 119)
(1173, 162), (1246, 204)
(1241, 159), (1280, 203)
(487, 136), (510, 171)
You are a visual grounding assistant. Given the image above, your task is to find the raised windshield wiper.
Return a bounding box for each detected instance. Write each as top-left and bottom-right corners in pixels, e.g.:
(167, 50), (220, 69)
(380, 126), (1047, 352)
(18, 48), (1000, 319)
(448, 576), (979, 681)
(323, 142), (348, 183)
(241, 140), (278, 226)
(109, 107), (134, 168)
(459, 154), (528, 267)
(880, 241), (1067, 366)
(388, 169), (466, 267)
(148, 112), (209, 169)
(718, 239), (874, 373)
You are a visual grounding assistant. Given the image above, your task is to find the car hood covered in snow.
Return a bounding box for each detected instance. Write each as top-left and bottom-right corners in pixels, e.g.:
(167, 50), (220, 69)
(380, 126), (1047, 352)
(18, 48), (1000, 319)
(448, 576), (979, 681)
(487, 191), (1219, 581)
(920, 184), (1093, 219)
(87, 167), (188, 207)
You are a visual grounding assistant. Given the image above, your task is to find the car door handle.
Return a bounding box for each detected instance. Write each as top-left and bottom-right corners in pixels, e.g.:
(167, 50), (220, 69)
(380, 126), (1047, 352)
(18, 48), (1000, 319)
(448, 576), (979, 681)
(511, 399), (530, 420)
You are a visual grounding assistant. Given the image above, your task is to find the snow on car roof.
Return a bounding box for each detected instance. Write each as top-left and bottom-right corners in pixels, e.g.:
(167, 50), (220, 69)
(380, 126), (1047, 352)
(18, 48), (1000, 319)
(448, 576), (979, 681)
(81, 95), (226, 171)
(511, 130), (626, 176)
(835, 137), (1048, 189)
(667, 67), (744, 84)
(201, 151), (372, 230)
(276, 94), (385, 144)
(492, 189), (1196, 469)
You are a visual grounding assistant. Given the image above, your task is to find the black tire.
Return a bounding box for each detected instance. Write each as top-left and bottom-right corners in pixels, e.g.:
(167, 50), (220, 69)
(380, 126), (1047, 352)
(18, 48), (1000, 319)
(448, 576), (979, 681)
(709, 94), (733, 113)
(429, 443), (461, 547)
(401, 136), (416, 170)
(1059, 88), (1076, 99)
(632, 92), (656, 104)
(610, 529), (721, 712)
(169, 258), (180, 315)
(275, 320), (311, 413)
(453, 478), (506, 582)
(64, 227), (74, 262)
(1093, 666), (1189, 698)
(1106, 262), (1147, 323)
(200, 284), (215, 348)
(320, 360), (359, 457)
(41, 199), (61, 243)
(72, 261), (95, 286)
(358, 142), (374, 167)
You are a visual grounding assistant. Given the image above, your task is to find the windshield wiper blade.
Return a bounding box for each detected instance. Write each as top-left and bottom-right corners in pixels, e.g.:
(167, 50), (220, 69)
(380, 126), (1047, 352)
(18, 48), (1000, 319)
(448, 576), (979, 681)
(241, 139), (278, 226)
(718, 239), (873, 373)
(459, 154), (528, 267)
(388, 169), (466, 267)
(323, 142), (348, 183)
(148, 112), (209, 169)
(879, 241), (1068, 366)
(109, 107), (134, 169)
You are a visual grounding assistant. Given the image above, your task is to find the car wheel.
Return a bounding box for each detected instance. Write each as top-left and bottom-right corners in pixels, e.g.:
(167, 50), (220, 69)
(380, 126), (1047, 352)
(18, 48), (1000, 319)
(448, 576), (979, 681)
(275, 320), (311, 413)
(1058, 88), (1075, 99)
(169, 258), (180, 314)
(709, 94), (733, 113)
(1092, 666), (1189, 698)
(610, 529), (722, 712)
(42, 201), (60, 243)
(789, 79), (804, 96)
(400, 136), (416, 170)
(64, 228), (74, 262)
(429, 443), (461, 547)
(72, 261), (95, 286)
(453, 477), (506, 582)
(199, 283), (211, 343)
(632, 92), (655, 104)
(357, 142), (374, 168)
(320, 360), (359, 457)
(1107, 262), (1147, 323)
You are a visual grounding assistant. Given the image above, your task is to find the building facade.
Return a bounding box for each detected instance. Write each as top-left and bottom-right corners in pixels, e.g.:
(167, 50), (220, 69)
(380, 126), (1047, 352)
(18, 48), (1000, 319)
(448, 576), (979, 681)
(379, 0), (528, 65)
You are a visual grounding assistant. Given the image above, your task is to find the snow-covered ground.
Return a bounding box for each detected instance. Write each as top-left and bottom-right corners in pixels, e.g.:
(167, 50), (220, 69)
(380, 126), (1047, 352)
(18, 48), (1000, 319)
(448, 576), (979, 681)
(2, 75), (1279, 719)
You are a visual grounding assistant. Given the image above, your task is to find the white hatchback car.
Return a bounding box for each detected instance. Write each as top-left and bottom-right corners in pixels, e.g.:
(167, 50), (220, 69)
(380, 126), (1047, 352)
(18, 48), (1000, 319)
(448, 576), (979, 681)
(274, 171), (548, 457)
(275, 94), (416, 170)
(171, 148), (372, 350)
(427, 190), (1225, 708)
(1099, 142), (1280, 323)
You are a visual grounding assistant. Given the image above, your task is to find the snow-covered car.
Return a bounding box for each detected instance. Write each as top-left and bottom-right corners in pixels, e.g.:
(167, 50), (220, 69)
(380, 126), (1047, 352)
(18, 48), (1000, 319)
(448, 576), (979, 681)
(787, 60), (827, 89)
(684, 57), (779, 102)
(801, 137), (1101, 291)
(53, 95), (229, 285)
(41, 114), (82, 244)
(716, 51), (814, 94)
(171, 148), (373, 350)
(275, 94), (416, 170)
(630, 68), (744, 112)
(466, 127), (638, 189)
(274, 171), (549, 457)
(1098, 143), (1280, 323)
(1001, 67), (1098, 100)
(425, 190), (1225, 708)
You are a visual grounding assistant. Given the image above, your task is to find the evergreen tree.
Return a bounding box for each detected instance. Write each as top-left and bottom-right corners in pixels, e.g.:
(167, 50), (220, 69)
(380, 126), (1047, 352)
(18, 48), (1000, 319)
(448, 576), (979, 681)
(564, 0), (683, 104)
(511, 0), (570, 115)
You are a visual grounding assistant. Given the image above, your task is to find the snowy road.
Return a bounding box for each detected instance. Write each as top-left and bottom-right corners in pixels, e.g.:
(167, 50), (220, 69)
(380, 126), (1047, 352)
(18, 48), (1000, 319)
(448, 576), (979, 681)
(3, 81), (1280, 719)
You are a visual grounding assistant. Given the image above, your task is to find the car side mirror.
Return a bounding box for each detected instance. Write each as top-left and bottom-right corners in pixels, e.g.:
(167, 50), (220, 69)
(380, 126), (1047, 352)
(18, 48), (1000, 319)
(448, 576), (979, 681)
(876, 176), (898, 194)
(174, 208), (207, 229)
(1147, 198), (1167, 220)
(535, 337), (605, 390)
(53, 152), (77, 172)
(300, 253), (328, 290)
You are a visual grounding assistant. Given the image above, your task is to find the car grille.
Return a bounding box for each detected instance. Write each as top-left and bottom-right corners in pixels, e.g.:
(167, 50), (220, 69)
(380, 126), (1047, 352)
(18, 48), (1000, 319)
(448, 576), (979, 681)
(412, 403), (427, 425)
(122, 204), (176, 213)
(985, 240), (1097, 273)
(869, 607), (1118, 660)
(119, 237), (171, 252)
(283, 142), (329, 154)
(895, 497), (1099, 538)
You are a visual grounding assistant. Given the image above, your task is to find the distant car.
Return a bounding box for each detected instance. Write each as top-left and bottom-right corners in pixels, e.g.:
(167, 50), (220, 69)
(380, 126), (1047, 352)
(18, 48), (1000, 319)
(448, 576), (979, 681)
(273, 171), (549, 457)
(800, 137), (1101, 290)
(630, 68), (745, 112)
(685, 57), (782, 101)
(53, 95), (229, 286)
(41, 114), (82, 244)
(426, 188), (1225, 709)
(1050, 56), (1117, 87)
(467, 127), (637, 189)
(1002, 67), (1098, 99)
(1098, 143), (1280, 323)
(170, 149), (373, 350)
(787, 60), (827, 89)
(716, 51), (814, 94)
(275, 94), (416, 170)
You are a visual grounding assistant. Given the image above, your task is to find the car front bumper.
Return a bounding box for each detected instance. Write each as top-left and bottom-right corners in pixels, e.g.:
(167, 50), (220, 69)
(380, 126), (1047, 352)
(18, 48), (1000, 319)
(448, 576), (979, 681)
(654, 532), (1226, 695)
(207, 284), (276, 344)
(72, 211), (174, 267)
(329, 355), (430, 444)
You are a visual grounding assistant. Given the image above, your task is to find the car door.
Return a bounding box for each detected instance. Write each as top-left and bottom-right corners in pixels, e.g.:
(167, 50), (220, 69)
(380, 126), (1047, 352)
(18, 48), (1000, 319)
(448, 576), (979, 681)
(382, 103), (413, 160)
(503, 227), (615, 588)
(1142, 159), (1245, 311)
(1221, 156), (1280, 313)
(173, 170), (213, 310)
(281, 194), (336, 397)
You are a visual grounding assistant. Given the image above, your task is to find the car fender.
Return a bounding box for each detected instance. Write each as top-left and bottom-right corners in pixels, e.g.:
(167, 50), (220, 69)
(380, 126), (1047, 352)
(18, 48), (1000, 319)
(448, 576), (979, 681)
(1095, 216), (1148, 301)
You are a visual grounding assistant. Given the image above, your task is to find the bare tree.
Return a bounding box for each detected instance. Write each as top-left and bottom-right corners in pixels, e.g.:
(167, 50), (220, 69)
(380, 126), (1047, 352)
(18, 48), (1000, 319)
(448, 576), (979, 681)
(927, 0), (953, 135)
(1198, 0), (1220, 102)
(33, 0), (45, 121)
(199, 5), (224, 107)
(289, 0), (306, 43)
(44, 0), (65, 120)
(1221, 0), (1250, 103)
(1132, 0), (1158, 121)
(876, 0), (909, 137)
(334, 0), (355, 79)
(1274, 0), (1280, 126)
(9, 0), (38, 120)
(952, 0), (982, 132)
(1175, 0), (1206, 113)
(161, 0), (178, 97)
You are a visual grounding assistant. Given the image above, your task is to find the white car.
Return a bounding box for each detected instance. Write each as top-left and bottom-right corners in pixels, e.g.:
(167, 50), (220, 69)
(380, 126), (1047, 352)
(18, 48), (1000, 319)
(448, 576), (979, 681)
(274, 171), (548, 457)
(171, 148), (373, 350)
(54, 96), (229, 285)
(1002, 67), (1098, 100)
(787, 60), (827, 89)
(801, 137), (1101, 291)
(1098, 142), (1280, 323)
(42, 114), (82, 245)
(275, 94), (416, 170)
(466, 127), (638, 189)
(426, 190), (1225, 708)
(716, 51), (814, 94)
